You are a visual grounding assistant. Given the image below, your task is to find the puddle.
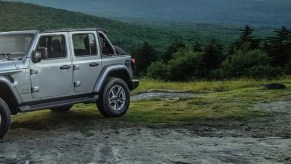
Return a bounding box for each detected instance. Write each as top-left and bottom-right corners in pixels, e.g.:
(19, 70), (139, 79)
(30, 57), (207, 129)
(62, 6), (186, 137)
(131, 92), (195, 101)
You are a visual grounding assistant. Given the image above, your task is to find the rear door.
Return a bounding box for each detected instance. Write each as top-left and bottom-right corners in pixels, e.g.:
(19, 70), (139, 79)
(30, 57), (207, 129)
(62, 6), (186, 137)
(70, 31), (102, 93)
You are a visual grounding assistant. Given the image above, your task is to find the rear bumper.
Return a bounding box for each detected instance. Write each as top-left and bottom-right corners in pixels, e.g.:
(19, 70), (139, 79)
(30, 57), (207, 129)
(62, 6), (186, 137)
(129, 79), (139, 91)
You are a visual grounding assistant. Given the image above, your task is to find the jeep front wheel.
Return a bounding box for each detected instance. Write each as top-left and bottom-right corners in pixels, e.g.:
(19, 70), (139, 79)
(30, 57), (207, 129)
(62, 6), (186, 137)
(97, 77), (130, 117)
(0, 98), (11, 139)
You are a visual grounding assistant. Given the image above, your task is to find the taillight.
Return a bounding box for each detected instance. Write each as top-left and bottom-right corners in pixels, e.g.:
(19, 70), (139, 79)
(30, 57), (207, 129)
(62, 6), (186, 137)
(131, 59), (136, 70)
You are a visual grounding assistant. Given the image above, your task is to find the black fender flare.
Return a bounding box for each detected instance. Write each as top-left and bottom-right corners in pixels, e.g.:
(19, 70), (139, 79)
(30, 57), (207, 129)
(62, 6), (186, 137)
(93, 65), (131, 93)
(0, 76), (23, 105)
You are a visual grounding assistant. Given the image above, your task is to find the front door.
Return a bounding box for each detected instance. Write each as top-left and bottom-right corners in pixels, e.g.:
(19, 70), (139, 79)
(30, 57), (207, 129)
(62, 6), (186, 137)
(70, 32), (102, 93)
(30, 33), (73, 99)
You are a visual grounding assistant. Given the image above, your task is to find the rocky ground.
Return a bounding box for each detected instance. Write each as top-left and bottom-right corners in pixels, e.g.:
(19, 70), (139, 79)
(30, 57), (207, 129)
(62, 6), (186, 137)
(0, 93), (291, 164)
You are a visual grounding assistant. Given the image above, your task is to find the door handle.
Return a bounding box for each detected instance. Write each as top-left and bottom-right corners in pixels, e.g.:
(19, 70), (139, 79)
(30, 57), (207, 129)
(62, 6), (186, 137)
(60, 65), (71, 70)
(89, 62), (99, 67)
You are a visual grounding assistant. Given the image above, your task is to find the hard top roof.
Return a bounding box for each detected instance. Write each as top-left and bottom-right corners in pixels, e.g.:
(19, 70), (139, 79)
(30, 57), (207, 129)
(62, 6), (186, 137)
(0, 30), (38, 35)
(0, 28), (106, 34)
(40, 28), (107, 33)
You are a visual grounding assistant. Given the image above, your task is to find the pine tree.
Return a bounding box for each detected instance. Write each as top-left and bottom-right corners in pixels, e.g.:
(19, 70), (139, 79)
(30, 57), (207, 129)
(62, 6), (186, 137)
(131, 42), (157, 75)
(264, 26), (291, 66)
(239, 25), (254, 43)
(203, 39), (224, 77)
(232, 25), (260, 52)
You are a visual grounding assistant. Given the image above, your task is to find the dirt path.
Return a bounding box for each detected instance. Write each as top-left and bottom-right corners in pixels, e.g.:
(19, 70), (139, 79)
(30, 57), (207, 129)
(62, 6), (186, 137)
(1, 127), (291, 164)
(0, 97), (291, 163)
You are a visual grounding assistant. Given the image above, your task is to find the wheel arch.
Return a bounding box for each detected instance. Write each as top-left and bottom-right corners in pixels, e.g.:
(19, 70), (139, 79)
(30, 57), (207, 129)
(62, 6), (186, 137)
(93, 65), (132, 93)
(0, 77), (22, 115)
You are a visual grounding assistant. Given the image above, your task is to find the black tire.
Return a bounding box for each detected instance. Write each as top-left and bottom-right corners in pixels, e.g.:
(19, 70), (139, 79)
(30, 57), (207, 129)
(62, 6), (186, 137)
(50, 105), (73, 112)
(97, 77), (130, 117)
(0, 98), (11, 139)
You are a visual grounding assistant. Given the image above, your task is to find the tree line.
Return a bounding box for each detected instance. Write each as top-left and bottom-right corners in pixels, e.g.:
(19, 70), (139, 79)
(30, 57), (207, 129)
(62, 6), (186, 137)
(131, 25), (291, 81)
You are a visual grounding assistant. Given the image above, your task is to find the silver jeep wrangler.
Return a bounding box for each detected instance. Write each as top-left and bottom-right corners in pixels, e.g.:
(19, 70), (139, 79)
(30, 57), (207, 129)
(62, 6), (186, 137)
(0, 28), (139, 139)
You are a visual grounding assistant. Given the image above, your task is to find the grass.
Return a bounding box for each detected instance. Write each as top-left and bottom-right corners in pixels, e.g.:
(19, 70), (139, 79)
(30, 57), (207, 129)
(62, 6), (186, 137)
(133, 77), (291, 94)
(125, 86), (291, 124)
(12, 77), (291, 127)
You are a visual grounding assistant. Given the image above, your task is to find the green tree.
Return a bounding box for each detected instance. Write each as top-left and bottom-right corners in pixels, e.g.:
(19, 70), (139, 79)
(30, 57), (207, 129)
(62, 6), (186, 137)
(238, 24), (260, 49)
(147, 60), (168, 80)
(163, 39), (186, 62)
(131, 42), (157, 75)
(228, 25), (260, 55)
(193, 41), (203, 52)
(203, 39), (224, 77)
(264, 26), (291, 67)
(219, 49), (271, 78)
(167, 47), (204, 81)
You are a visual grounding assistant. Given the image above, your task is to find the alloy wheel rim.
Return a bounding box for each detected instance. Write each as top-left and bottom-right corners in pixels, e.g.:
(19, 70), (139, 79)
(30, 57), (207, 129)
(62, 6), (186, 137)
(108, 85), (126, 111)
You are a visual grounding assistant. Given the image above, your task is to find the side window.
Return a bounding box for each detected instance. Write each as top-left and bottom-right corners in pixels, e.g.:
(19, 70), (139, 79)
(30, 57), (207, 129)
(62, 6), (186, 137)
(99, 33), (115, 55)
(72, 33), (97, 57)
(37, 35), (66, 59)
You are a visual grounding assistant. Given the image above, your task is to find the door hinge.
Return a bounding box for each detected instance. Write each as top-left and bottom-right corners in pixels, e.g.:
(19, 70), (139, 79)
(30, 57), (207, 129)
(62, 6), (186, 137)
(30, 69), (38, 75)
(74, 81), (81, 87)
(31, 86), (40, 93)
(73, 65), (80, 70)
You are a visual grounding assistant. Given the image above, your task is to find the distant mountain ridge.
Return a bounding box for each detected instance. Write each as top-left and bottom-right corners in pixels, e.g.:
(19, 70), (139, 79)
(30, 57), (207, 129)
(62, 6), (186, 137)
(5, 0), (291, 27)
(0, 1), (166, 50)
(0, 1), (283, 53)
(1, 1), (242, 51)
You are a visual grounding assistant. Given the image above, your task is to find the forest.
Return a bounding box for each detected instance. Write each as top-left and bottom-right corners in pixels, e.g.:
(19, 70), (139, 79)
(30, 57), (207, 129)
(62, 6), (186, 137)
(0, 1), (290, 80)
(134, 25), (291, 81)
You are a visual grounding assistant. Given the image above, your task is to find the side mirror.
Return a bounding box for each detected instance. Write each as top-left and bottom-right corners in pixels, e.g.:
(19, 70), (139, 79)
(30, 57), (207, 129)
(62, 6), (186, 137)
(37, 47), (48, 59)
(32, 51), (42, 63)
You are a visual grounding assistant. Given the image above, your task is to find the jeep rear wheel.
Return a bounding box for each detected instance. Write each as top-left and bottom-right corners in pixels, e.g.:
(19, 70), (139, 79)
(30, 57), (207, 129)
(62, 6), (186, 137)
(97, 77), (130, 117)
(50, 105), (73, 112)
(0, 98), (11, 139)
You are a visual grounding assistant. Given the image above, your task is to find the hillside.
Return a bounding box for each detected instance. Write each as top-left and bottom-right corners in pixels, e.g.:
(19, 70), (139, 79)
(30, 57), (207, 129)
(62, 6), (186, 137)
(7, 0), (291, 28)
(0, 1), (270, 52)
(0, 1), (156, 50)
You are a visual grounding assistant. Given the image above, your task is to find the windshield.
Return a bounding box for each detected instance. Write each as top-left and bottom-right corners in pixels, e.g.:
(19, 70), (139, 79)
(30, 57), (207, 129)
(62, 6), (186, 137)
(0, 33), (34, 60)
